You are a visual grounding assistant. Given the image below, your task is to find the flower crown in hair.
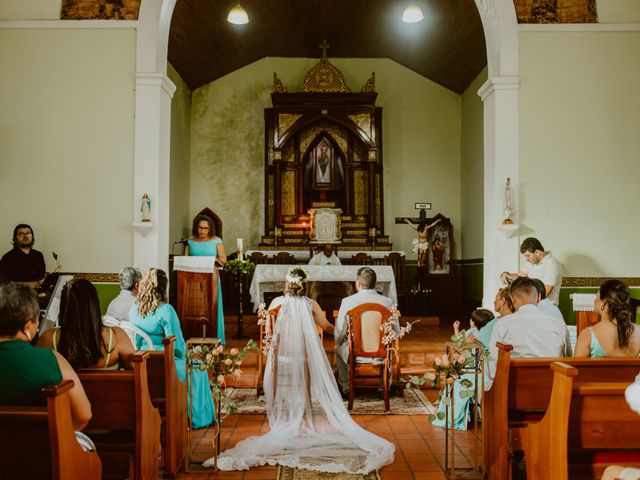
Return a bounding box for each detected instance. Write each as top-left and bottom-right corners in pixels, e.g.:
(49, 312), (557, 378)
(285, 266), (309, 286)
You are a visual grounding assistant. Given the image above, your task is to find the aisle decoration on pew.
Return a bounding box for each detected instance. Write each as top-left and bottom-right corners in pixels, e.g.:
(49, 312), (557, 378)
(186, 338), (258, 469)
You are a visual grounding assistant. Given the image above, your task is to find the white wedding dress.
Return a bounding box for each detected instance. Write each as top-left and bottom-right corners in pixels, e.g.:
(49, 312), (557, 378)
(203, 295), (395, 473)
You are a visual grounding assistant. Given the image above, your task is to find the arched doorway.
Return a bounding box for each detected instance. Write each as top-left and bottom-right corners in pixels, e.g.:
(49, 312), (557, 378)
(133, 0), (521, 307)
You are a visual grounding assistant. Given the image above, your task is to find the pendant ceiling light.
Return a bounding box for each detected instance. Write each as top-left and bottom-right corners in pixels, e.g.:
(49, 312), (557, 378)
(227, 2), (249, 25)
(402, 3), (424, 23)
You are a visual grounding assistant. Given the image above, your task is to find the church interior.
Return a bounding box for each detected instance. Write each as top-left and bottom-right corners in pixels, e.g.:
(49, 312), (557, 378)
(1, 0), (640, 479)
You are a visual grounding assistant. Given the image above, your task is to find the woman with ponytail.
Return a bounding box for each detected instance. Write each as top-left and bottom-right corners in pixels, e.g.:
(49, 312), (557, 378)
(574, 279), (640, 357)
(129, 268), (214, 429)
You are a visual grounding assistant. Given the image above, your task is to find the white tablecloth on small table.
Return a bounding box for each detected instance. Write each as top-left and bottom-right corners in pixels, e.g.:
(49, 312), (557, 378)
(249, 264), (397, 310)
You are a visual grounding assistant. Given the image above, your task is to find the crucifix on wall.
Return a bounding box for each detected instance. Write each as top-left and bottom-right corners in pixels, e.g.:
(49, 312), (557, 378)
(396, 202), (442, 268)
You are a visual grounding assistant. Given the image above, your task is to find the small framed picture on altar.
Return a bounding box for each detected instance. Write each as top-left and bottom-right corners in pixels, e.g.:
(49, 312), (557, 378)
(427, 214), (453, 274)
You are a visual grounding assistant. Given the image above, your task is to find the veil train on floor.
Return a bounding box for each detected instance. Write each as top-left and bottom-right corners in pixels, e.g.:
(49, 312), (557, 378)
(203, 295), (395, 473)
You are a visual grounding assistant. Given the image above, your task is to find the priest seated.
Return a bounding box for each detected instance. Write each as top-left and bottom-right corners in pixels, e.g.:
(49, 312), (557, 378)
(309, 244), (341, 266)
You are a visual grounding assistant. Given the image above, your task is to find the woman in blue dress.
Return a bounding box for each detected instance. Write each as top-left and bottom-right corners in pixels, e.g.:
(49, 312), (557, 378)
(184, 214), (227, 344)
(574, 279), (640, 358)
(130, 268), (215, 429)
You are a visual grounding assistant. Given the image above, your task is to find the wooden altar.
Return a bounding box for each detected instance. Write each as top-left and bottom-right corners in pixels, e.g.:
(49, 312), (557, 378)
(259, 45), (391, 252)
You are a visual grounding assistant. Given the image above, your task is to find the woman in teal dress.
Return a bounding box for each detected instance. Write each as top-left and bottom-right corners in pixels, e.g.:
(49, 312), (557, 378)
(130, 268), (215, 429)
(184, 214), (227, 344)
(574, 279), (640, 358)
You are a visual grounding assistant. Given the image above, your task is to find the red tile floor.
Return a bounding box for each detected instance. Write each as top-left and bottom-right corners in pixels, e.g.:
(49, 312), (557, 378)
(178, 388), (480, 480)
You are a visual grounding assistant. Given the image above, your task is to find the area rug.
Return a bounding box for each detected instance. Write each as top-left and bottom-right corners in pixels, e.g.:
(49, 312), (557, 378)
(277, 465), (380, 480)
(226, 388), (435, 415)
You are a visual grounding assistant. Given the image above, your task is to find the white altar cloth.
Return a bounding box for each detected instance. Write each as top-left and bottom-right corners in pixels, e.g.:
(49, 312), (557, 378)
(249, 264), (397, 310)
(246, 249), (405, 262)
(173, 256), (217, 273)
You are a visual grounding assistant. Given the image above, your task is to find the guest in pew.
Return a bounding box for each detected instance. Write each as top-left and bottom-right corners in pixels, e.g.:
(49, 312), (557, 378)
(486, 277), (568, 390)
(433, 308), (497, 430)
(531, 278), (573, 356)
(0, 283), (92, 430)
(37, 279), (134, 370)
(129, 268), (215, 429)
(184, 214), (227, 344)
(106, 266), (141, 322)
(494, 287), (515, 318)
(574, 279), (640, 358)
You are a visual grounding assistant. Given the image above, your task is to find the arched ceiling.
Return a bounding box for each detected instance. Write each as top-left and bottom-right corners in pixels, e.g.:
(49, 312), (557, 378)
(168, 0), (487, 94)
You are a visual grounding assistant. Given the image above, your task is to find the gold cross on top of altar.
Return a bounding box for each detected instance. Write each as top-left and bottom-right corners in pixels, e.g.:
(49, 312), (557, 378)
(319, 39), (330, 59)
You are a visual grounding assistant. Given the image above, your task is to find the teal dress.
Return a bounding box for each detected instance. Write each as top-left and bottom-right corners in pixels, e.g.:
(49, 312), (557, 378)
(432, 318), (497, 430)
(188, 238), (225, 345)
(129, 303), (215, 429)
(587, 327), (608, 358)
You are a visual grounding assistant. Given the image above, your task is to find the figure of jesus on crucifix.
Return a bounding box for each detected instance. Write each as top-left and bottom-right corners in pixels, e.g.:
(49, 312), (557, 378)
(404, 217), (441, 267)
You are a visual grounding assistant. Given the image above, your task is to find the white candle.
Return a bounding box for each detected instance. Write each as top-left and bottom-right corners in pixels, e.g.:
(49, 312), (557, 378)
(237, 238), (244, 260)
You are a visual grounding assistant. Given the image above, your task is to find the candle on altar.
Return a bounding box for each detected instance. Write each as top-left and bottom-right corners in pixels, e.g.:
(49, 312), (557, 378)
(237, 238), (244, 260)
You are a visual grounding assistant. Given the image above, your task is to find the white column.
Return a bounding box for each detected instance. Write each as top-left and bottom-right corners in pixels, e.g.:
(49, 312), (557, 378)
(479, 76), (520, 307)
(132, 73), (176, 272)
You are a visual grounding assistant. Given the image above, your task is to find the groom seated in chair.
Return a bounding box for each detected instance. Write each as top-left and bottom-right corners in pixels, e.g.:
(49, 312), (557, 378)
(334, 267), (397, 398)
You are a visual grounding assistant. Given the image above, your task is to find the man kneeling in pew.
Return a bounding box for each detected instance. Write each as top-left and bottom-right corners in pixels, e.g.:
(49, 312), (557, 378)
(486, 277), (570, 389)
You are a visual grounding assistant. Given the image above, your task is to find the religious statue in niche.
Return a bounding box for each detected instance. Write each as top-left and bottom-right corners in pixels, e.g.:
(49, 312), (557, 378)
(141, 193), (151, 222)
(313, 140), (334, 189)
(431, 235), (445, 271)
(427, 221), (452, 274)
(404, 218), (441, 267)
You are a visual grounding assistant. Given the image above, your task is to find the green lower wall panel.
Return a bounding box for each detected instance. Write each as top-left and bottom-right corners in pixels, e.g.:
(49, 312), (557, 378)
(93, 283), (121, 315)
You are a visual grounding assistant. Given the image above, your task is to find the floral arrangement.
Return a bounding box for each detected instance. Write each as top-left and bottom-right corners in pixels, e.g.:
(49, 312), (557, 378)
(186, 339), (258, 417)
(285, 266), (309, 285)
(380, 304), (417, 347)
(223, 258), (256, 277)
(256, 302), (274, 355)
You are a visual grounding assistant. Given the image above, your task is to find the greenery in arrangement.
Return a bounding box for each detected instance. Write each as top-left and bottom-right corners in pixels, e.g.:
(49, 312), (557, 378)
(187, 339), (258, 417)
(223, 258), (256, 277)
(404, 331), (490, 421)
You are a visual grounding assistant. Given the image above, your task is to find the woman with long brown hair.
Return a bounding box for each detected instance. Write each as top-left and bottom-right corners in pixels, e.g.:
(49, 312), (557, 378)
(574, 279), (640, 357)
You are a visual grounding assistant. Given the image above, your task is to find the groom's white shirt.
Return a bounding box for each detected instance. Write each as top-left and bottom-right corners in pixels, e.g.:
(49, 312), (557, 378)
(335, 288), (394, 364)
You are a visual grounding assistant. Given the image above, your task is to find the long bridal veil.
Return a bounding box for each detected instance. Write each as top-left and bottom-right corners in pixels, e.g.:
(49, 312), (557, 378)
(203, 295), (395, 473)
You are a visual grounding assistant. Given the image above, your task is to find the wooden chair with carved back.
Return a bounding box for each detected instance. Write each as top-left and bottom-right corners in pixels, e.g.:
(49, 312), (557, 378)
(146, 337), (186, 479)
(271, 252), (295, 264)
(351, 253), (372, 265)
(0, 379), (102, 480)
(384, 252), (405, 291)
(346, 303), (396, 412)
(79, 351), (162, 480)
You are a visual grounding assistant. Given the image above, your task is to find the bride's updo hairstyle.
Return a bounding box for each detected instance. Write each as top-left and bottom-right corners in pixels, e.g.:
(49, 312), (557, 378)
(599, 279), (634, 348)
(137, 268), (169, 316)
(285, 266), (309, 297)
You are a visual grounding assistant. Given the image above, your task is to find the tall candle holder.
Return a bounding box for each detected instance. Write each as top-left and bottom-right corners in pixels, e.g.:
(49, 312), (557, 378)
(369, 227), (376, 250)
(274, 226), (282, 248)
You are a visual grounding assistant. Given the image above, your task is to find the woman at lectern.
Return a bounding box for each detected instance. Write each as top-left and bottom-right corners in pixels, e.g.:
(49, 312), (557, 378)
(184, 214), (227, 344)
(130, 268), (215, 429)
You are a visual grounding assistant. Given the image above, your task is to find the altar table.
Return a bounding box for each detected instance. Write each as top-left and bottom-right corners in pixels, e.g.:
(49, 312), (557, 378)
(249, 264), (397, 310)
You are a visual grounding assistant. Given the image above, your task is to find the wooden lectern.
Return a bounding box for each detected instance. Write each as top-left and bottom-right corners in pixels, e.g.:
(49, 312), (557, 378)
(174, 256), (219, 339)
(571, 293), (599, 336)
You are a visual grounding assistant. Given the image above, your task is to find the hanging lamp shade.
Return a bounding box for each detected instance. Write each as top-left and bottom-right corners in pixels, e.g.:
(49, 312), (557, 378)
(402, 3), (424, 23)
(227, 3), (249, 25)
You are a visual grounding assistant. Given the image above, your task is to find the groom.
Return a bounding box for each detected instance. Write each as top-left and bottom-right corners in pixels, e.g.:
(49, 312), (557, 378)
(334, 267), (396, 397)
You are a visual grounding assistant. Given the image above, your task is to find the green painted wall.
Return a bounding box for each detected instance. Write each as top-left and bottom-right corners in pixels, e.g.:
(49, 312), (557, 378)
(168, 63), (192, 249)
(190, 57), (462, 258)
(0, 28), (136, 272)
(558, 287), (640, 325)
(519, 31), (640, 276)
(460, 67), (487, 261)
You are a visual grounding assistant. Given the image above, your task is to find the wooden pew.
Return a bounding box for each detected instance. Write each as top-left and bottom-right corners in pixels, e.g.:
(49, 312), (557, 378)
(147, 336), (186, 478)
(80, 351), (162, 480)
(484, 342), (640, 480)
(0, 379), (102, 480)
(522, 379), (640, 480)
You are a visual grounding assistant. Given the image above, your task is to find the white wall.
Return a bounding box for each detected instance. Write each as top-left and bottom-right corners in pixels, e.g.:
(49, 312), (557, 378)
(460, 67), (487, 260)
(0, 0), (59, 20)
(0, 28), (136, 272)
(597, 0), (640, 23)
(519, 31), (640, 276)
(167, 62), (192, 249)
(190, 57), (462, 259)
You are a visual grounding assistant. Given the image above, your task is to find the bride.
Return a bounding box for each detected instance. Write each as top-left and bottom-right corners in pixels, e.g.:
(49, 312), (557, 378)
(203, 266), (395, 473)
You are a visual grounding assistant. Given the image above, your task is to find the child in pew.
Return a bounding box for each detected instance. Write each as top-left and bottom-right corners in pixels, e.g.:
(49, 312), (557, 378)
(432, 308), (496, 430)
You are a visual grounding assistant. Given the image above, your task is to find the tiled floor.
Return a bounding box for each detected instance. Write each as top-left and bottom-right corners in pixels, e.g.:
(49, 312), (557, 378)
(178, 390), (480, 480)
